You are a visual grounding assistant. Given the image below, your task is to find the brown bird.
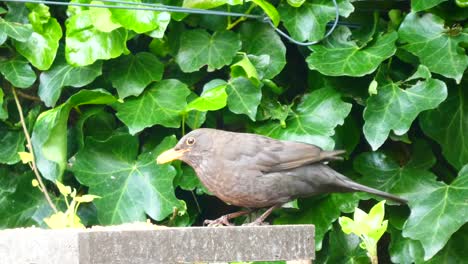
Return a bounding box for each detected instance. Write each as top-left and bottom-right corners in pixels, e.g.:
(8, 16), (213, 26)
(157, 128), (407, 225)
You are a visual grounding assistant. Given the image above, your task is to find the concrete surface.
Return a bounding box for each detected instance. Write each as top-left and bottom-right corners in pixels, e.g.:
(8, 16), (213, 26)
(0, 225), (314, 263)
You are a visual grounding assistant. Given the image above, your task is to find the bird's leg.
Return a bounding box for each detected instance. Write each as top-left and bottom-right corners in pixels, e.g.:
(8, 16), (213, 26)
(203, 209), (253, 227)
(244, 204), (280, 226)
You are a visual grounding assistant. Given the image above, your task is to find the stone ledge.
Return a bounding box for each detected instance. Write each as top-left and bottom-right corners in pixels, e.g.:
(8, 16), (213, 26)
(0, 225), (314, 263)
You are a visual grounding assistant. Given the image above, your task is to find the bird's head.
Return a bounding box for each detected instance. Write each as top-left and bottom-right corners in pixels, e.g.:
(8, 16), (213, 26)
(156, 129), (215, 165)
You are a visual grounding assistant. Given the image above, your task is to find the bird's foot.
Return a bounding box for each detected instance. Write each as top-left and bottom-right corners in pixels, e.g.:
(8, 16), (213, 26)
(203, 215), (233, 227)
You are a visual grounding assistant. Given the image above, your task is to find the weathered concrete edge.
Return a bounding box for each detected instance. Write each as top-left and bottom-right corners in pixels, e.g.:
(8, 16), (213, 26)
(0, 225), (315, 264)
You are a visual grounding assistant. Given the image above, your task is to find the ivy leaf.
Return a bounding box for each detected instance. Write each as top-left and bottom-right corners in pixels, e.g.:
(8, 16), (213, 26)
(14, 6), (62, 70)
(317, 224), (368, 263)
(0, 169), (52, 228)
(279, 0), (354, 42)
(240, 22), (286, 79)
(403, 165), (468, 260)
(186, 79), (227, 112)
(411, 0), (447, 11)
(425, 225), (468, 263)
(88, 2), (121, 32)
(226, 77), (262, 121)
(65, 11), (127, 66)
(108, 0), (169, 33)
(176, 30), (241, 72)
(0, 57), (36, 88)
(108, 52), (164, 99)
(307, 27), (397, 77)
(420, 86), (468, 170)
(74, 107), (116, 151)
(398, 13), (468, 83)
(275, 193), (359, 251)
(0, 17), (32, 41)
(250, 0), (280, 26)
(31, 89), (116, 181)
(354, 151), (468, 260)
(0, 88), (6, 120)
(39, 55), (103, 107)
(389, 227), (425, 263)
(71, 134), (186, 224)
(363, 78), (447, 150)
(0, 124), (25, 165)
(254, 88), (351, 150)
(115, 79), (191, 135)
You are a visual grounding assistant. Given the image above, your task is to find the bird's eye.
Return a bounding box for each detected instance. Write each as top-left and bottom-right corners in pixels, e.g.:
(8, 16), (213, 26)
(186, 137), (195, 145)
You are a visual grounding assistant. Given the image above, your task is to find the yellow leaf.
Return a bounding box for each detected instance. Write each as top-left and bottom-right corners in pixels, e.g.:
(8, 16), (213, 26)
(18, 151), (33, 164)
(44, 212), (68, 229)
(75, 194), (101, 203)
(55, 181), (71, 196)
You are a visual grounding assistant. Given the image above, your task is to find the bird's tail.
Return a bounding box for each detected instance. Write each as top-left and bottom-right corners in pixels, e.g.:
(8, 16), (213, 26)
(320, 150), (346, 161)
(343, 179), (408, 204)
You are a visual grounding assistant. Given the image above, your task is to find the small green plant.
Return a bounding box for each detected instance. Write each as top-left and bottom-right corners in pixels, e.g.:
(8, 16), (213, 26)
(338, 200), (388, 264)
(38, 180), (100, 229)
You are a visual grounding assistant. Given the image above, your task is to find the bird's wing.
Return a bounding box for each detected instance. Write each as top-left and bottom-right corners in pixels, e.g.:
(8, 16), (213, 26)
(230, 134), (345, 173)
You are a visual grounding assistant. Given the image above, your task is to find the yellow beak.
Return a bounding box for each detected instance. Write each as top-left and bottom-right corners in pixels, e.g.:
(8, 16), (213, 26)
(156, 148), (188, 164)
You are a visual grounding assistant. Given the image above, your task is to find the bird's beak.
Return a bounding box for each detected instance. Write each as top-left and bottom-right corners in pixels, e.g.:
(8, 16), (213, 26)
(156, 148), (188, 164)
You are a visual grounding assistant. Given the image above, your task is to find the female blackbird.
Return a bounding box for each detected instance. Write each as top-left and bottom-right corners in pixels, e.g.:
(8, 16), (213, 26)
(157, 128), (407, 225)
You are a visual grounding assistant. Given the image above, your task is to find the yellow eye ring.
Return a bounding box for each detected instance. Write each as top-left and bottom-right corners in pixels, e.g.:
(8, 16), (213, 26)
(186, 137), (195, 145)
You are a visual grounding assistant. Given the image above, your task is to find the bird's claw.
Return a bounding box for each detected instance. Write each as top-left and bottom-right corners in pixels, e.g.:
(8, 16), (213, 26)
(203, 215), (233, 227)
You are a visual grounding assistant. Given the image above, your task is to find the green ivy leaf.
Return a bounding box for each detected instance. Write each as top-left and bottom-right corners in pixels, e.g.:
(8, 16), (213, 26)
(307, 27), (397, 76)
(420, 86), (468, 170)
(88, 2), (121, 32)
(425, 225), (468, 263)
(31, 89), (116, 181)
(74, 107), (116, 151)
(108, 52), (164, 99)
(108, 0), (169, 33)
(230, 53), (259, 82)
(183, 0), (231, 9)
(240, 22), (286, 79)
(403, 165), (468, 260)
(39, 55), (103, 107)
(115, 79), (191, 134)
(254, 88), (351, 150)
(71, 134), (186, 224)
(363, 78), (447, 150)
(14, 7), (62, 70)
(0, 88), (7, 120)
(286, 0), (306, 8)
(65, 11), (127, 66)
(186, 79), (227, 112)
(250, 0), (280, 26)
(275, 193), (359, 251)
(398, 13), (468, 83)
(317, 224), (368, 263)
(389, 227), (425, 263)
(0, 17), (32, 41)
(0, 124), (24, 165)
(0, 169), (52, 228)
(354, 151), (468, 260)
(0, 57), (36, 88)
(226, 77), (262, 121)
(176, 29), (241, 72)
(411, 0), (447, 11)
(279, 0), (354, 42)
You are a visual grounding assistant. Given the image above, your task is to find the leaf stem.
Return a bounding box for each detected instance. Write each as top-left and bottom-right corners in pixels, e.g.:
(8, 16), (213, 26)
(12, 87), (58, 213)
(226, 3), (256, 30)
(16, 90), (42, 102)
